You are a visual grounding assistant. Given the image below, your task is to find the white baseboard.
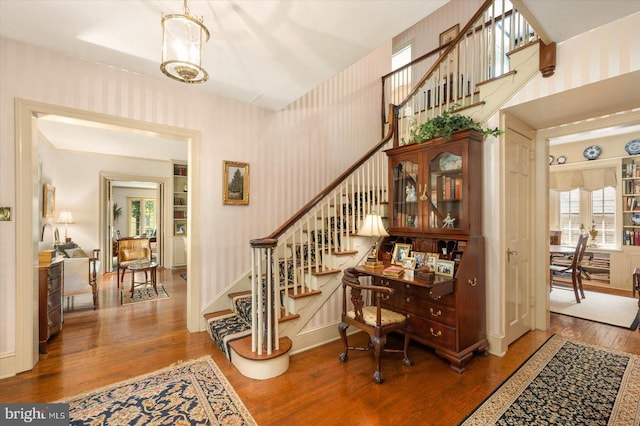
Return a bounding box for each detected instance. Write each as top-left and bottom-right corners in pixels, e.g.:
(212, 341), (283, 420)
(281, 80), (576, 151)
(0, 351), (17, 379)
(486, 332), (507, 357)
(290, 321), (358, 356)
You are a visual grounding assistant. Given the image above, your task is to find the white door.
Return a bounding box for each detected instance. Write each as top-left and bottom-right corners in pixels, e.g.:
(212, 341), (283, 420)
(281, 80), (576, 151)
(504, 116), (535, 345)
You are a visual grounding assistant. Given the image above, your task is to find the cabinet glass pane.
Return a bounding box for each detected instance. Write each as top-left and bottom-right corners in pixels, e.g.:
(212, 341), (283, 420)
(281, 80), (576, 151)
(429, 152), (462, 230)
(392, 160), (419, 228)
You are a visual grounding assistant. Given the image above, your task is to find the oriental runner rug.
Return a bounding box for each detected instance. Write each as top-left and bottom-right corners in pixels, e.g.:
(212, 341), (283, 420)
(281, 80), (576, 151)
(461, 335), (640, 425)
(58, 356), (256, 425)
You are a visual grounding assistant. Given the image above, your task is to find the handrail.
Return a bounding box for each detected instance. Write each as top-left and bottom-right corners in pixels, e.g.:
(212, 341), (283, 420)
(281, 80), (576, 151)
(256, 103), (396, 242)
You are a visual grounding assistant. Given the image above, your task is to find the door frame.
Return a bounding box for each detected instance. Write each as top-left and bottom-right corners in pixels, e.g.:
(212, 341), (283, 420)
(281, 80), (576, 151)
(101, 175), (168, 272)
(13, 98), (202, 374)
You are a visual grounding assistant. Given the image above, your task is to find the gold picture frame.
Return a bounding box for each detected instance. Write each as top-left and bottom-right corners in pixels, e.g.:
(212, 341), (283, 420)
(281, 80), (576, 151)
(391, 243), (412, 266)
(174, 222), (186, 236)
(412, 251), (427, 268)
(43, 183), (55, 218)
(402, 256), (417, 270)
(223, 161), (250, 205)
(435, 259), (455, 278)
(439, 24), (459, 46)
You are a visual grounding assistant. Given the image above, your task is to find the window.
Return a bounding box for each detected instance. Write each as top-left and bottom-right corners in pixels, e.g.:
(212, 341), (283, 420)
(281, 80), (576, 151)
(557, 187), (616, 247)
(127, 197), (157, 237)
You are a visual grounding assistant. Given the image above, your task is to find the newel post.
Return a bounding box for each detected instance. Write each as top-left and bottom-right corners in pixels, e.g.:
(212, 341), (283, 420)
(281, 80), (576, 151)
(539, 42), (556, 78)
(250, 237), (279, 355)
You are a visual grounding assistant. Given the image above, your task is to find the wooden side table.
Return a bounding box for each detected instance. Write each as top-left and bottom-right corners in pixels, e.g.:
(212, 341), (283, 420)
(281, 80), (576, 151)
(128, 262), (158, 297)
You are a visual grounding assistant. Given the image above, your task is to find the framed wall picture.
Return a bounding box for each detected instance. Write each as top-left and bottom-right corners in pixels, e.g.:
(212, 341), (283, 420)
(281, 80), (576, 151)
(435, 259), (455, 278)
(391, 243), (412, 266)
(174, 222), (186, 236)
(43, 183), (55, 218)
(439, 24), (459, 46)
(223, 161), (250, 205)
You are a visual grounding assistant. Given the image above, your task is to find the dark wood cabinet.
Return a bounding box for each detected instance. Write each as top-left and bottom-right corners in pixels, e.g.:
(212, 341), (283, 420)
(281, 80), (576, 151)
(371, 129), (486, 372)
(39, 259), (63, 354)
(386, 129), (483, 236)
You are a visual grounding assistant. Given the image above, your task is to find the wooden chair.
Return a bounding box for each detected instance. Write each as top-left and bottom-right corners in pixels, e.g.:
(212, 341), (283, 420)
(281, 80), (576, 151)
(63, 249), (100, 310)
(116, 237), (151, 286)
(550, 233), (589, 303)
(338, 267), (412, 384)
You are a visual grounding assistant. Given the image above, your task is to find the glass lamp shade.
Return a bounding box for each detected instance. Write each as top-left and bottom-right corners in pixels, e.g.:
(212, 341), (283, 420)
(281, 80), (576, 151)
(161, 8), (210, 84)
(358, 214), (389, 237)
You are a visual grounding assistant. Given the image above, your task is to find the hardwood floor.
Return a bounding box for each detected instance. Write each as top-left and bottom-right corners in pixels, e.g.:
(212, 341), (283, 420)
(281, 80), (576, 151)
(1, 269), (639, 425)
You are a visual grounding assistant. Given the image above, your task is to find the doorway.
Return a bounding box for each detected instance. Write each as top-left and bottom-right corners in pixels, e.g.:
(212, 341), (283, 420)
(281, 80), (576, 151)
(14, 99), (202, 375)
(105, 178), (166, 273)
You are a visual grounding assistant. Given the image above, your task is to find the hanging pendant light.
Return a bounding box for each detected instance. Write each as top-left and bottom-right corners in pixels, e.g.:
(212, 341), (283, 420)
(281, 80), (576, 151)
(161, 0), (210, 84)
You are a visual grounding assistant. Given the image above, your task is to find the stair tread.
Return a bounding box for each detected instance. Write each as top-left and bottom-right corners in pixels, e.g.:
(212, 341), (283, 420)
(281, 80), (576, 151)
(204, 309), (233, 320)
(229, 336), (293, 361)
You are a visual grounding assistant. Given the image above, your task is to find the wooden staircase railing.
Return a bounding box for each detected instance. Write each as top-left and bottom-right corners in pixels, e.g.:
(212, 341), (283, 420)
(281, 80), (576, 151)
(382, 0), (540, 145)
(248, 0), (543, 358)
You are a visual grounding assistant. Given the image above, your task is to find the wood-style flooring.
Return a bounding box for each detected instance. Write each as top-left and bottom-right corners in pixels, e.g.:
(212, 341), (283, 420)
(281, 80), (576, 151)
(1, 269), (639, 425)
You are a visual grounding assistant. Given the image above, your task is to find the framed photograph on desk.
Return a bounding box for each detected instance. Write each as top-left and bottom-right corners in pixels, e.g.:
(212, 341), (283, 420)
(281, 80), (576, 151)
(391, 243), (412, 266)
(435, 259), (455, 277)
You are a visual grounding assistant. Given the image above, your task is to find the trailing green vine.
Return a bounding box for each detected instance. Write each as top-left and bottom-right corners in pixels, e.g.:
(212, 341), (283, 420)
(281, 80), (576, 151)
(403, 107), (503, 145)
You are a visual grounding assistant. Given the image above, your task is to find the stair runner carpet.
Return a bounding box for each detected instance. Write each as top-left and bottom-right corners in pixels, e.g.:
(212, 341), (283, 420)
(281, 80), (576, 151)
(207, 294), (252, 360)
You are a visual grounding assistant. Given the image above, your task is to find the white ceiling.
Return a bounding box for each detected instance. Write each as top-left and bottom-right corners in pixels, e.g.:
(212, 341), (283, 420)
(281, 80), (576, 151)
(2, 0), (639, 158)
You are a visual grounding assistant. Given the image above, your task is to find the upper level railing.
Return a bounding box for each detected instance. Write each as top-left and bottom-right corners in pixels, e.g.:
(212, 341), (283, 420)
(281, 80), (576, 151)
(248, 0), (542, 357)
(382, 0), (539, 145)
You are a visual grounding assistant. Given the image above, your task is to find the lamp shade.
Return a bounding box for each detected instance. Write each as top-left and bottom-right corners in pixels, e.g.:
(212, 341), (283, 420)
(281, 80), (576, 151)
(161, 0), (210, 84)
(358, 213), (388, 237)
(56, 211), (75, 224)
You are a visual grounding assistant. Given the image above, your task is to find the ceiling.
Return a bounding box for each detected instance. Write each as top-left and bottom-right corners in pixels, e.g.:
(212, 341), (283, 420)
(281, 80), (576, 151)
(2, 0), (639, 157)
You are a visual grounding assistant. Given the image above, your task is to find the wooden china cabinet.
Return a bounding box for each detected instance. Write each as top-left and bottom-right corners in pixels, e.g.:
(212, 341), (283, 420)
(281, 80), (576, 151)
(370, 129), (488, 373)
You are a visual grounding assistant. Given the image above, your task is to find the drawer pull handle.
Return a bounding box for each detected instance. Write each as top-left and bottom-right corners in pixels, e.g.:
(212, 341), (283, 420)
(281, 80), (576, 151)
(406, 284), (410, 289)
(429, 290), (441, 300)
(468, 278), (477, 287)
(406, 297), (410, 303)
(429, 308), (442, 317)
(430, 328), (442, 337)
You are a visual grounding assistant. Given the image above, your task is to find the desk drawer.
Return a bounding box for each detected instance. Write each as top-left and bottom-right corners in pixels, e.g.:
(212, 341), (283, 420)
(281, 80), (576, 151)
(409, 315), (456, 351)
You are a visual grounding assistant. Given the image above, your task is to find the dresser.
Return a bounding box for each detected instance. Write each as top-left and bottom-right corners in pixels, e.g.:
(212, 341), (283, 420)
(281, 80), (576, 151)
(38, 258), (63, 354)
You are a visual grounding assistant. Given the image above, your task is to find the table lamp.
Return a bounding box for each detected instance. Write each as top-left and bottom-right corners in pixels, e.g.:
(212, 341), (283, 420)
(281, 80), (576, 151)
(57, 210), (75, 242)
(358, 213), (388, 268)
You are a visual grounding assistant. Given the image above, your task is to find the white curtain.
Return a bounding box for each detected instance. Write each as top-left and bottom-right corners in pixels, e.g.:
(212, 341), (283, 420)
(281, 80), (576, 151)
(549, 167), (617, 192)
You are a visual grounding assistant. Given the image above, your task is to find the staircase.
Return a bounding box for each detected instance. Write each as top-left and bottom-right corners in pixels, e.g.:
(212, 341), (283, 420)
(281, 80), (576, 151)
(202, 0), (552, 380)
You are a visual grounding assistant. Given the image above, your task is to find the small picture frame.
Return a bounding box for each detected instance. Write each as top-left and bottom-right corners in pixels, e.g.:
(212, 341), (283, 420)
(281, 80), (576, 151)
(174, 222), (186, 236)
(439, 24), (459, 46)
(435, 259), (455, 278)
(391, 243), (412, 266)
(426, 253), (440, 269)
(43, 183), (55, 218)
(223, 161), (250, 205)
(402, 257), (417, 270)
(412, 251), (427, 268)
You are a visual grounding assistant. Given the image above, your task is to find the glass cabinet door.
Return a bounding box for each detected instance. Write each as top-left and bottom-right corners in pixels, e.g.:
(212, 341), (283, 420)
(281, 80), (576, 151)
(391, 159), (419, 229)
(429, 151), (463, 231)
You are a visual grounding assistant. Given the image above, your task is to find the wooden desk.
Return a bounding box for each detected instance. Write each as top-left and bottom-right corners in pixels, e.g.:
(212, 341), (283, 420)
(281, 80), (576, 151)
(355, 264), (488, 373)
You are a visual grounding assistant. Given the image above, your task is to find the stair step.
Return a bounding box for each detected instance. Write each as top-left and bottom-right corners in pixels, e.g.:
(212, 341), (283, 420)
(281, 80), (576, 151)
(229, 336), (293, 361)
(287, 289), (321, 299)
(332, 250), (358, 256)
(204, 309), (233, 321)
(303, 267), (342, 276)
(206, 312), (252, 360)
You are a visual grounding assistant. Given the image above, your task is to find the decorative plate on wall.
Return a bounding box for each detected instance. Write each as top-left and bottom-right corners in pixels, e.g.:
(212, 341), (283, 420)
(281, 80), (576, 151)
(549, 155), (554, 165)
(557, 155), (567, 164)
(625, 139), (640, 156)
(583, 145), (602, 160)
(631, 214), (640, 226)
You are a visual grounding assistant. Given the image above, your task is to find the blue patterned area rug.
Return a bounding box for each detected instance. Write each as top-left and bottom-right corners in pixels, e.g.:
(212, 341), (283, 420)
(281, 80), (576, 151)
(461, 335), (640, 425)
(58, 356), (256, 425)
